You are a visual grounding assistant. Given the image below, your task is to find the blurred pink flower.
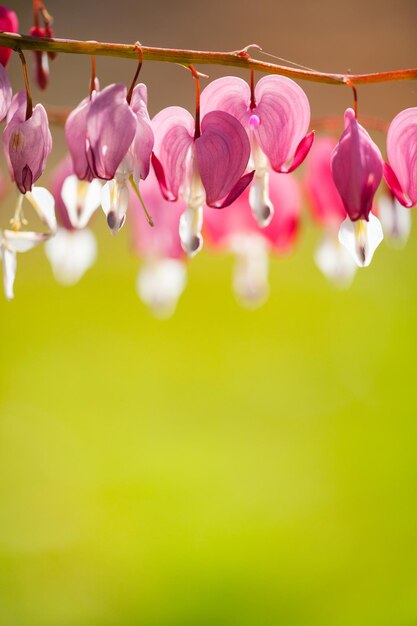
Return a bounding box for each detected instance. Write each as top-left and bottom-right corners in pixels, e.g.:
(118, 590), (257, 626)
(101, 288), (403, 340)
(131, 170), (187, 317)
(204, 171), (301, 306)
(0, 6), (18, 68)
(384, 107), (417, 208)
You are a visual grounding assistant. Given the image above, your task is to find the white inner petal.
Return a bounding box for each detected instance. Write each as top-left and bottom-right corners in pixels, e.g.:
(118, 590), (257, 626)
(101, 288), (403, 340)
(45, 228), (97, 286)
(136, 258), (187, 319)
(179, 206), (204, 257)
(378, 195), (411, 249)
(229, 233), (270, 308)
(249, 172), (274, 228)
(314, 231), (357, 288)
(338, 214), (384, 267)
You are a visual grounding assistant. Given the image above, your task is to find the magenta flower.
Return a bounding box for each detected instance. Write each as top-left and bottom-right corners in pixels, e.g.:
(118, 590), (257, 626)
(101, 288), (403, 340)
(0, 6), (18, 68)
(384, 107), (417, 208)
(204, 171), (301, 306)
(3, 91), (52, 194)
(200, 75), (313, 226)
(304, 136), (356, 286)
(131, 170), (186, 317)
(331, 109), (383, 267)
(152, 105), (253, 256)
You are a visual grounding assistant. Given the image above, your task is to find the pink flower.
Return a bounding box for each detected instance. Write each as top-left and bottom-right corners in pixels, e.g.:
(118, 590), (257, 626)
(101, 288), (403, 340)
(0, 6), (18, 68)
(3, 91), (52, 194)
(304, 136), (356, 286)
(0, 60), (12, 122)
(45, 157), (101, 286)
(384, 107), (417, 208)
(152, 105), (253, 256)
(331, 109), (383, 267)
(200, 75), (313, 227)
(131, 170), (187, 317)
(29, 26), (51, 90)
(204, 171), (301, 306)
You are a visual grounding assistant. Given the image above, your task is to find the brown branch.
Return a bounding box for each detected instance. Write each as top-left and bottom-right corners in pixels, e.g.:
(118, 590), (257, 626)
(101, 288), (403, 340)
(0, 32), (416, 85)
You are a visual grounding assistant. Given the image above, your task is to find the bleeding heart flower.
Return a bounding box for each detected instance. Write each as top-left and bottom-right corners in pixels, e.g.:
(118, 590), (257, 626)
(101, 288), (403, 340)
(45, 157), (101, 285)
(331, 108), (383, 267)
(152, 104), (253, 257)
(130, 170), (187, 317)
(304, 136), (356, 287)
(1, 186), (57, 299)
(28, 26), (51, 90)
(200, 75), (313, 227)
(204, 171), (301, 307)
(384, 107), (417, 209)
(100, 83), (154, 235)
(0, 6), (18, 68)
(3, 91), (52, 194)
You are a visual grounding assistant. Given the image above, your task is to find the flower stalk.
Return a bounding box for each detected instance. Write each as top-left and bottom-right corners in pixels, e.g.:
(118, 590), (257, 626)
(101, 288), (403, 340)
(0, 32), (415, 86)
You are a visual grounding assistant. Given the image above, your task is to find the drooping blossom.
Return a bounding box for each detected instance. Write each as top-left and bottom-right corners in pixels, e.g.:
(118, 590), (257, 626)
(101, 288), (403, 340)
(377, 189), (411, 249)
(384, 107), (417, 208)
(0, 186), (57, 299)
(331, 108), (383, 267)
(101, 84), (154, 234)
(152, 102), (253, 257)
(204, 171), (301, 307)
(45, 157), (101, 285)
(29, 26), (52, 90)
(66, 82), (153, 234)
(3, 91), (52, 193)
(0, 6), (18, 68)
(200, 75), (313, 227)
(131, 170), (186, 318)
(304, 136), (356, 287)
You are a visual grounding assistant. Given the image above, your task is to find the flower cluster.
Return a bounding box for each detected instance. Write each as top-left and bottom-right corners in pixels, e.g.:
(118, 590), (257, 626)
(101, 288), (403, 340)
(0, 3), (416, 314)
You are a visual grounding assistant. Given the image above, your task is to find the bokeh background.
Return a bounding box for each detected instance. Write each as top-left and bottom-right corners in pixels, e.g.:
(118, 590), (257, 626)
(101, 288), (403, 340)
(1, 0), (417, 624)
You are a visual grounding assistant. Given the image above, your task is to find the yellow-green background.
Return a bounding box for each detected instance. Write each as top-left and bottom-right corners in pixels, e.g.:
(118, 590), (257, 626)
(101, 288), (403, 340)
(1, 0), (417, 624)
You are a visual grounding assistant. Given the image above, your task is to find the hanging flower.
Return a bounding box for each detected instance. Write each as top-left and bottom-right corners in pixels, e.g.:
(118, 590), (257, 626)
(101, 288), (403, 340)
(3, 91), (52, 194)
(204, 170), (301, 307)
(0, 6), (18, 68)
(384, 107), (417, 208)
(331, 108), (383, 267)
(152, 104), (253, 257)
(377, 190), (411, 249)
(45, 157), (101, 285)
(200, 74), (313, 226)
(304, 136), (356, 287)
(131, 170), (186, 318)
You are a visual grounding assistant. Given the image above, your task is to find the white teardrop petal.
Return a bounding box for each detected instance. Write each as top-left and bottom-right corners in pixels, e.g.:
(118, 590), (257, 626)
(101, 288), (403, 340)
(338, 214), (383, 267)
(379, 195), (411, 249)
(3, 230), (48, 252)
(27, 186), (57, 233)
(179, 206), (203, 257)
(45, 228), (97, 285)
(136, 258), (187, 318)
(249, 173), (274, 228)
(1, 245), (16, 300)
(314, 232), (357, 288)
(61, 174), (79, 227)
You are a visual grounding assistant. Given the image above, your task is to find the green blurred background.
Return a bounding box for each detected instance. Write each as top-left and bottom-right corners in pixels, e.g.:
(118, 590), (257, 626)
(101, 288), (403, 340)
(1, 0), (417, 624)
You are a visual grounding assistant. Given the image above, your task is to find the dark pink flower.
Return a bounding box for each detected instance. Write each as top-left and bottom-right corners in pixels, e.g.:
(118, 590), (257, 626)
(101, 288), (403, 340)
(3, 91), (52, 194)
(384, 107), (417, 208)
(331, 109), (383, 267)
(204, 171), (301, 306)
(131, 170), (186, 317)
(152, 105), (253, 256)
(0, 6), (18, 68)
(200, 75), (313, 226)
